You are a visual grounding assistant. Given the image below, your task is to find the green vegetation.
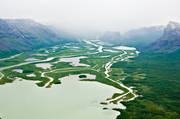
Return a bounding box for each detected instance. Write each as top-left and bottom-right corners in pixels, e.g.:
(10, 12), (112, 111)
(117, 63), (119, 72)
(79, 75), (87, 78)
(1, 40), (179, 119)
(112, 50), (180, 119)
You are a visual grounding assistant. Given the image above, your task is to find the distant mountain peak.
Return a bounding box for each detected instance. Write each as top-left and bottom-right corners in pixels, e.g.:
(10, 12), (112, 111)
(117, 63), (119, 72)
(165, 21), (180, 32)
(167, 21), (180, 29)
(0, 18), (75, 57)
(143, 21), (180, 53)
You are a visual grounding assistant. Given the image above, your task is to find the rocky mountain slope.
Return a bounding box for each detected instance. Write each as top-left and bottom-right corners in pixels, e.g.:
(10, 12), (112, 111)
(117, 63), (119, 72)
(122, 26), (164, 48)
(99, 26), (164, 48)
(0, 19), (75, 57)
(143, 21), (180, 52)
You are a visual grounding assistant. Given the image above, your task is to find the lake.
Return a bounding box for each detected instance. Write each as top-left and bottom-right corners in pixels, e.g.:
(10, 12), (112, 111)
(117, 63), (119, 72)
(0, 75), (122, 119)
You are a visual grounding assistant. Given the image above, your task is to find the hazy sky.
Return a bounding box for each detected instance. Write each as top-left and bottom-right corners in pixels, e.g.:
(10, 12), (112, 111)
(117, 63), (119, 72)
(0, 0), (180, 32)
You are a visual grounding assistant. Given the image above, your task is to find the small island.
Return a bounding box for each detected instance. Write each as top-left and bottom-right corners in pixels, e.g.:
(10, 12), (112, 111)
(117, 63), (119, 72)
(79, 75), (87, 78)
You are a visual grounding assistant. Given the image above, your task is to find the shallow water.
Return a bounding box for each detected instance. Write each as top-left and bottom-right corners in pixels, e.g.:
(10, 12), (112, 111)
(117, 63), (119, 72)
(113, 46), (136, 50)
(104, 49), (119, 53)
(25, 58), (39, 62)
(98, 46), (103, 53)
(59, 56), (90, 67)
(35, 63), (52, 69)
(12, 69), (23, 73)
(26, 73), (36, 77)
(0, 75), (121, 119)
(32, 54), (48, 56)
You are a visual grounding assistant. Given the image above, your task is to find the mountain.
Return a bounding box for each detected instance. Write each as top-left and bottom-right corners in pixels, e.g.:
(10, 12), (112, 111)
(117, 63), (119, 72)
(99, 31), (121, 44)
(143, 21), (180, 52)
(99, 26), (164, 48)
(0, 19), (75, 57)
(122, 26), (164, 48)
(47, 25), (77, 40)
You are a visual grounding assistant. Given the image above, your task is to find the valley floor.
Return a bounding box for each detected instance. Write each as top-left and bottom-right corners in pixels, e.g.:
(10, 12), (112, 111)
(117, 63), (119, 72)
(0, 39), (144, 118)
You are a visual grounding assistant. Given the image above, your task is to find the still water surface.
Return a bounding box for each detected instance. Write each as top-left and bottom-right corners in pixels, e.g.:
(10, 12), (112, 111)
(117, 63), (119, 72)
(0, 75), (120, 119)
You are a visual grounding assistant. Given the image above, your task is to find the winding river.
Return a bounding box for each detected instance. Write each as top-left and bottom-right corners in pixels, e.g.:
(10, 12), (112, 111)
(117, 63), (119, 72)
(0, 40), (139, 119)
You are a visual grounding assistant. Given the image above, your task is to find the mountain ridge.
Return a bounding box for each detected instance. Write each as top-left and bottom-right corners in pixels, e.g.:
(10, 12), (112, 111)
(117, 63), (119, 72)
(143, 21), (180, 53)
(0, 18), (75, 57)
(99, 26), (164, 48)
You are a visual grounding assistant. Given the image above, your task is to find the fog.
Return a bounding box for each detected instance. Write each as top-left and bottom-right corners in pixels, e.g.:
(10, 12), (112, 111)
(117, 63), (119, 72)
(0, 0), (180, 32)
